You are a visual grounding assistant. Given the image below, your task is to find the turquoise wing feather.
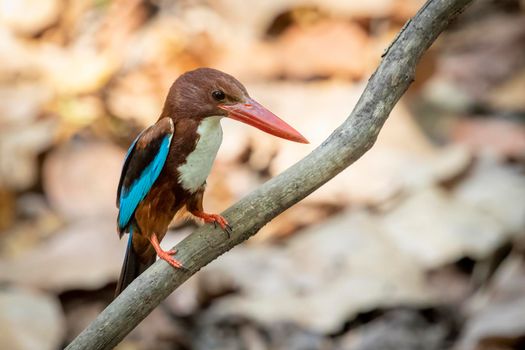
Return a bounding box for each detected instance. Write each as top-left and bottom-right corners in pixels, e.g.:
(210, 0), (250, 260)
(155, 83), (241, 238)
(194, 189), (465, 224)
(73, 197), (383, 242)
(116, 118), (174, 233)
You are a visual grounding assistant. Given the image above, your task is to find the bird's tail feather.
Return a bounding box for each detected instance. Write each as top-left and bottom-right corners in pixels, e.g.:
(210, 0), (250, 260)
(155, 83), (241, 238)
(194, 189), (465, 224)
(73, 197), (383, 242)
(115, 227), (155, 297)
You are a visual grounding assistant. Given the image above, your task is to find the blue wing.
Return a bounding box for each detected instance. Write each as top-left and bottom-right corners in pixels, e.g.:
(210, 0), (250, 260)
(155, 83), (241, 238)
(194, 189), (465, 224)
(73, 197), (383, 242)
(116, 130), (144, 207)
(116, 118), (174, 233)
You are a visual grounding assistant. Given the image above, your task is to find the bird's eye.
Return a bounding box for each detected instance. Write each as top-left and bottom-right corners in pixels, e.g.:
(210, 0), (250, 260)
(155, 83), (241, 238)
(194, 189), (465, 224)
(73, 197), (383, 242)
(212, 90), (226, 101)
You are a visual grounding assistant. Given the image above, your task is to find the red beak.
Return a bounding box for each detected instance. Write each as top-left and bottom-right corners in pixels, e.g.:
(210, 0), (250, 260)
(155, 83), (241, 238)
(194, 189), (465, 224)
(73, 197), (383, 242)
(219, 97), (309, 144)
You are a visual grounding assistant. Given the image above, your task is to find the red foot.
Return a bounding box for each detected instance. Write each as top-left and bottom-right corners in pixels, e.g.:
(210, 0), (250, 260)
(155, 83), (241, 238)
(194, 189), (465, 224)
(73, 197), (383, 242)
(192, 211), (233, 236)
(149, 233), (184, 269)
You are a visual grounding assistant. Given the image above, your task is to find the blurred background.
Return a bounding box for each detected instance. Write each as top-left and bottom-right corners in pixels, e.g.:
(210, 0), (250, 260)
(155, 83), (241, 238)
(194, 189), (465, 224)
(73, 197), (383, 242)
(0, 0), (524, 349)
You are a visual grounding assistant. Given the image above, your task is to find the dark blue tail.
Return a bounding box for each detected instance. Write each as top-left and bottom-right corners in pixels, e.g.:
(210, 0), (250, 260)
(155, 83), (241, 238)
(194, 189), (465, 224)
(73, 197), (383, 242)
(115, 228), (155, 297)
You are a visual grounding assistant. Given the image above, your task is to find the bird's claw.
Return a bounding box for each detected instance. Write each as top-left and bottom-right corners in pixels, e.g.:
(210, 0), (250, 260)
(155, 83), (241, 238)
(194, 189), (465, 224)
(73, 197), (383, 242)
(224, 224), (233, 238)
(165, 250), (189, 271)
(214, 216), (232, 238)
(150, 233), (187, 270)
(157, 249), (184, 269)
(213, 223), (232, 238)
(211, 216), (232, 238)
(193, 212), (233, 238)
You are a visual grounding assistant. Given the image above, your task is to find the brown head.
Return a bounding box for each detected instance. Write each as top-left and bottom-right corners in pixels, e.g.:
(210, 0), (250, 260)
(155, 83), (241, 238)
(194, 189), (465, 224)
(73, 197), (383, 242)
(160, 67), (308, 143)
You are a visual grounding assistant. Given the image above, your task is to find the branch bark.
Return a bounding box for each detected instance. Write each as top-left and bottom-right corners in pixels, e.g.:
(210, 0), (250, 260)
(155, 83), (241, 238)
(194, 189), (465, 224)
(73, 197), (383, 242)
(66, 1), (473, 348)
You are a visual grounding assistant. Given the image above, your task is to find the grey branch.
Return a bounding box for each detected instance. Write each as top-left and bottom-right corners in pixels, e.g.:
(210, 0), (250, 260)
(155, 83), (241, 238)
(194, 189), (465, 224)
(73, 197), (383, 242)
(66, 0), (473, 349)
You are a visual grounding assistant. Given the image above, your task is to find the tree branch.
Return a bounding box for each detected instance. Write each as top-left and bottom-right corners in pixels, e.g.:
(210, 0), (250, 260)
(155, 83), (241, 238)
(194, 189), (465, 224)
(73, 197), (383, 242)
(66, 1), (473, 349)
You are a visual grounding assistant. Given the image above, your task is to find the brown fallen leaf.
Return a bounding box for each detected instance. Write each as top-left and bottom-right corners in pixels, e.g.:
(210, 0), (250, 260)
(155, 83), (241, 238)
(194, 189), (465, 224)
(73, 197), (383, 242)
(0, 286), (65, 350)
(454, 156), (525, 236)
(0, 188), (15, 232)
(43, 140), (123, 220)
(107, 70), (165, 127)
(0, 82), (53, 126)
(459, 255), (525, 350)
(435, 13), (525, 100)
(487, 68), (525, 113)
(276, 20), (370, 80)
(248, 81), (470, 205)
(380, 186), (507, 269)
(0, 0), (60, 36)
(0, 218), (127, 292)
(339, 308), (456, 350)
(0, 119), (57, 191)
(199, 210), (432, 333)
(0, 193), (62, 258)
(452, 117), (525, 160)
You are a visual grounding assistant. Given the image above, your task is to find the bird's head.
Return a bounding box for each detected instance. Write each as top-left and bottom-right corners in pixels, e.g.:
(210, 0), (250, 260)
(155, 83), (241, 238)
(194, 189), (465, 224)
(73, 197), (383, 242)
(161, 67), (308, 143)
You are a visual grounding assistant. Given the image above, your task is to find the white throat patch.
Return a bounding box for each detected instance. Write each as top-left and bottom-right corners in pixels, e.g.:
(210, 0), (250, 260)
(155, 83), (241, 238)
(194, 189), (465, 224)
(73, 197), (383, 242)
(177, 116), (223, 192)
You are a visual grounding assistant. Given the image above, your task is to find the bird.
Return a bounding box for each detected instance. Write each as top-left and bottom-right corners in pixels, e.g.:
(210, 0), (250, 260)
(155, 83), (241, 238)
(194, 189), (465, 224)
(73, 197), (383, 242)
(115, 67), (308, 296)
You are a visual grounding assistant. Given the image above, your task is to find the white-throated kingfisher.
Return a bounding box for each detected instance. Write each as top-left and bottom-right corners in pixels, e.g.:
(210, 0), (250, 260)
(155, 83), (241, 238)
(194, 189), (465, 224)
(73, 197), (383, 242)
(115, 68), (308, 295)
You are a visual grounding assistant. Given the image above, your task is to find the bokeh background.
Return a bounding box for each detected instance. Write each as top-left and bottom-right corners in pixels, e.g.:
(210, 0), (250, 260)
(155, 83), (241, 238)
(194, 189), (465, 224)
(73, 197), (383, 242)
(1, 0), (525, 349)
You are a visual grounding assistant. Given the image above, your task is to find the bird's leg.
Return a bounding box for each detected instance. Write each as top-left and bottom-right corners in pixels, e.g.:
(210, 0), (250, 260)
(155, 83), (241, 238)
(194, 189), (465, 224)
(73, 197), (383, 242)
(149, 233), (184, 269)
(192, 211), (232, 236)
(186, 189), (232, 237)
